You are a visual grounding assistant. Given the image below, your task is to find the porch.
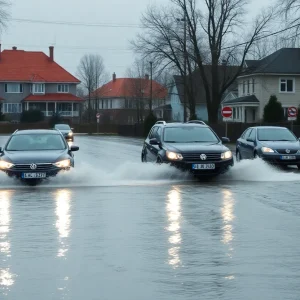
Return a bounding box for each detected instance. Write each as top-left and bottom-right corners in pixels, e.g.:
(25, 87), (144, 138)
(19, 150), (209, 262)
(24, 102), (80, 117)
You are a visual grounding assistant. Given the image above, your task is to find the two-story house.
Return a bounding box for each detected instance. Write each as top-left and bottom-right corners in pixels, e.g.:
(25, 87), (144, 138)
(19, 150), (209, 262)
(0, 45), (83, 121)
(91, 73), (168, 124)
(222, 48), (300, 123)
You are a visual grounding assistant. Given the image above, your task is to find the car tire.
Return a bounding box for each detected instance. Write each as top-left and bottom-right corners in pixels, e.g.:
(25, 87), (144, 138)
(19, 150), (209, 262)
(236, 150), (241, 162)
(297, 165), (300, 170)
(156, 157), (163, 164)
(141, 153), (147, 163)
(254, 151), (258, 159)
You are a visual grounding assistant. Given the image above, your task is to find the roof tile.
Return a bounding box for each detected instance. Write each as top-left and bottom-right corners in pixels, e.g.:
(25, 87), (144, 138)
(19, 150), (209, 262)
(23, 93), (83, 102)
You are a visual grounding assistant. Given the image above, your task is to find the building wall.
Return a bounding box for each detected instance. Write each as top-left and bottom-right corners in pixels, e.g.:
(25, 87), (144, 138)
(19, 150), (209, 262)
(46, 83), (77, 95)
(0, 83), (31, 104)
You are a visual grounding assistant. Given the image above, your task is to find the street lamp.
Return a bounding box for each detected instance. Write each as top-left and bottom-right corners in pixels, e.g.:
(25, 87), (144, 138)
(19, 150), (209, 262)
(150, 61), (153, 113)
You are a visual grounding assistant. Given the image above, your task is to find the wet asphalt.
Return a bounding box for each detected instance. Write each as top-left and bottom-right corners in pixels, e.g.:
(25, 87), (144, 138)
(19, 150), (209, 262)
(1, 135), (300, 300)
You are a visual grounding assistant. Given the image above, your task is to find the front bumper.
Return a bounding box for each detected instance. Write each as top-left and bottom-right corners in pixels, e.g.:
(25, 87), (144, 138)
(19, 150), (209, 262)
(168, 158), (234, 176)
(1, 164), (70, 179)
(260, 153), (300, 165)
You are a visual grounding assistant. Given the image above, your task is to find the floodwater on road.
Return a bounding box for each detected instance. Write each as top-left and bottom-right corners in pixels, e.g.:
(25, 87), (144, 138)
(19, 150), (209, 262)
(1, 135), (300, 300)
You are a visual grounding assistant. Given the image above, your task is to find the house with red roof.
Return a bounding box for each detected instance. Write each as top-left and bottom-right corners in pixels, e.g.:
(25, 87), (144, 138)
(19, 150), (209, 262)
(0, 45), (83, 121)
(91, 73), (168, 124)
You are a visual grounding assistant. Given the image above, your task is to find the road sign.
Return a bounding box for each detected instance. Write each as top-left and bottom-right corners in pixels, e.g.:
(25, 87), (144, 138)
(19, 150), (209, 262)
(96, 113), (100, 119)
(288, 106), (297, 121)
(222, 106), (233, 119)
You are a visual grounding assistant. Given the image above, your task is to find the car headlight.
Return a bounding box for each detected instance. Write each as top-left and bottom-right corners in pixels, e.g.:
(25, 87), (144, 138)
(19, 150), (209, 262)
(54, 159), (71, 168)
(166, 151), (183, 160)
(261, 147), (274, 153)
(68, 132), (73, 136)
(221, 151), (233, 160)
(0, 160), (14, 169)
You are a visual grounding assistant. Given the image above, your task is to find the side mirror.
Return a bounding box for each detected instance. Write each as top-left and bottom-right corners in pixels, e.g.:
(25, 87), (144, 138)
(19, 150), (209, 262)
(70, 145), (79, 152)
(221, 137), (230, 144)
(149, 138), (159, 145)
(0, 147), (2, 153)
(247, 137), (254, 142)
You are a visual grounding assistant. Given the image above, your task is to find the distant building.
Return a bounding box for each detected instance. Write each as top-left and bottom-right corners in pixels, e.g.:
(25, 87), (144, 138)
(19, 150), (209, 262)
(0, 45), (83, 121)
(222, 48), (300, 123)
(90, 73), (168, 124)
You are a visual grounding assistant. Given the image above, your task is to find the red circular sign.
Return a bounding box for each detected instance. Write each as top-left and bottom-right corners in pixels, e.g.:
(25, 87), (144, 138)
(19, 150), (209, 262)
(222, 106), (233, 118)
(287, 106), (298, 117)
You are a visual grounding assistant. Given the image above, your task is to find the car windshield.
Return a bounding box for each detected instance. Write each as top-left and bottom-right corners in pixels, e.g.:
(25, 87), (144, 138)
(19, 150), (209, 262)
(164, 126), (219, 143)
(55, 124), (70, 130)
(257, 128), (297, 141)
(6, 134), (66, 151)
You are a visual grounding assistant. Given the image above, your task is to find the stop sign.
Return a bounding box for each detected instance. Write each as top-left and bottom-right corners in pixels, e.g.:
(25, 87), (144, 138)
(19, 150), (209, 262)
(222, 106), (233, 118)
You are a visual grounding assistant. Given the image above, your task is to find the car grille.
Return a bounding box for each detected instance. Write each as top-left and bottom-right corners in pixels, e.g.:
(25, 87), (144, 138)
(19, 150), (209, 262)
(182, 152), (222, 162)
(11, 163), (58, 172)
(276, 149), (298, 154)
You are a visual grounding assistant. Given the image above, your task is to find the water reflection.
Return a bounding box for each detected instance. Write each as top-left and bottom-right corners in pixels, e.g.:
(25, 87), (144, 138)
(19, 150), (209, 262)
(166, 188), (182, 268)
(221, 189), (235, 258)
(55, 189), (71, 258)
(0, 191), (15, 292)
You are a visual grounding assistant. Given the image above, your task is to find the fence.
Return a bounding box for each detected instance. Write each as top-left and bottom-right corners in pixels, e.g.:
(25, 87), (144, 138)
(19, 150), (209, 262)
(1, 121), (300, 142)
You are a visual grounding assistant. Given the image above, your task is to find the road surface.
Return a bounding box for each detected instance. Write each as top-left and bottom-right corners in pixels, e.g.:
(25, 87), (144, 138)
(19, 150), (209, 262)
(1, 135), (300, 300)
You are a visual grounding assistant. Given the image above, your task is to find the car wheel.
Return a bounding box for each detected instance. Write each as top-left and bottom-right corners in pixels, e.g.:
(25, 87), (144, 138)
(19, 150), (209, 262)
(254, 151), (258, 159)
(156, 157), (163, 164)
(236, 150), (241, 162)
(141, 153), (147, 163)
(297, 165), (300, 170)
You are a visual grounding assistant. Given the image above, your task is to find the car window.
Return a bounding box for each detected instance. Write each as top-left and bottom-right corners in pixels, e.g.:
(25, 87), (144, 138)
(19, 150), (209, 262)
(55, 124), (71, 130)
(6, 134), (66, 151)
(155, 127), (162, 140)
(242, 128), (252, 140)
(149, 127), (158, 139)
(249, 129), (256, 140)
(163, 126), (219, 143)
(257, 128), (297, 141)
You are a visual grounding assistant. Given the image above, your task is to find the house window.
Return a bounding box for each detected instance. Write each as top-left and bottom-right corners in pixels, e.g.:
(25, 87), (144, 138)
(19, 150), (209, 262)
(5, 83), (23, 93)
(110, 99), (112, 109)
(33, 83), (45, 94)
(247, 80), (250, 94)
(280, 78), (294, 93)
(243, 81), (246, 94)
(3, 103), (22, 113)
(58, 84), (69, 93)
(252, 78), (255, 93)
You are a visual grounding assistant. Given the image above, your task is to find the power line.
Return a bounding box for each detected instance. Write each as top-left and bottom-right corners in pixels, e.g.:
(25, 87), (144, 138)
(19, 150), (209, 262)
(222, 22), (300, 50)
(11, 18), (143, 29)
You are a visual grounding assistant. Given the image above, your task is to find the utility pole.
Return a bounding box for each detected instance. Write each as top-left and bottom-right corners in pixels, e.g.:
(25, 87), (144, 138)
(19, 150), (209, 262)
(183, 12), (187, 123)
(150, 61), (153, 113)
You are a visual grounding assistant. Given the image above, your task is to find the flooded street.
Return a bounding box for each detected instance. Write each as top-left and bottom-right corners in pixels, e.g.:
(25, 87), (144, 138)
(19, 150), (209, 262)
(1, 135), (300, 300)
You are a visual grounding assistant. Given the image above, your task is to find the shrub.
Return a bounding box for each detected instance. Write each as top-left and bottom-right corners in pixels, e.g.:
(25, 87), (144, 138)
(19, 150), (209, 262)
(20, 110), (44, 123)
(49, 111), (63, 128)
(263, 95), (284, 123)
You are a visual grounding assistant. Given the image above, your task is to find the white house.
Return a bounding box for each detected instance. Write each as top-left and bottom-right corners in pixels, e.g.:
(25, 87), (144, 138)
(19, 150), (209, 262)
(222, 48), (300, 123)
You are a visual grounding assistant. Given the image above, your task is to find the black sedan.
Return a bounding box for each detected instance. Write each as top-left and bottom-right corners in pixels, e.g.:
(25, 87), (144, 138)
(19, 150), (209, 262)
(236, 126), (300, 168)
(54, 123), (74, 141)
(0, 129), (79, 185)
(141, 121), (234, 177)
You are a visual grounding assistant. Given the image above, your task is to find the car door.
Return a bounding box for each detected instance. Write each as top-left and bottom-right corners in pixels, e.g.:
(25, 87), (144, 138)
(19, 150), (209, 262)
(237, 128), (252, 159)
(150, 126), (163, 159)
(146, 126), (158, 162)
(244, 128), (256, 158)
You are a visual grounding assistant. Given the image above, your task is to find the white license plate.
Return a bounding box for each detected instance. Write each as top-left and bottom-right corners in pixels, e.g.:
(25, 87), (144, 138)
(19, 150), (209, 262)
(22, 173), (47, 179)
(192, 164), (215, 170)
(280, 156), (296, 160)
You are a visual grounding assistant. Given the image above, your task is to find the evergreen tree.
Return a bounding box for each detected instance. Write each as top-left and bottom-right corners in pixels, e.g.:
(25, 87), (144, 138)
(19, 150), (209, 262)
(263, 95), (284, 123)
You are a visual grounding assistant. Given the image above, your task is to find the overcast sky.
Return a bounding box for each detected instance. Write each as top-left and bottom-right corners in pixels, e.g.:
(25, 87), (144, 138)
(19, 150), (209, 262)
(1, 0), (272, 81)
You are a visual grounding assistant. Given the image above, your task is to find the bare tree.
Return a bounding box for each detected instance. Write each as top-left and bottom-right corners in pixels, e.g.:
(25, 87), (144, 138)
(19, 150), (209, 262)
(0, 1), (10, 30)
(76, 54), (108, 122)
(132, 0), (274, 122)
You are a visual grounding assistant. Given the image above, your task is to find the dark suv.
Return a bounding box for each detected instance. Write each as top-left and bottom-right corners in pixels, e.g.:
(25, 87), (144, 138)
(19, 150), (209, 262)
(141, 121), (234, 177)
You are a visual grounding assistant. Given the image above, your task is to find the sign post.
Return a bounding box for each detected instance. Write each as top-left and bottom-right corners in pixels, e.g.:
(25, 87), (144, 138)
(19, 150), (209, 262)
(96, 113), (100, 134)
(287, 106), (297, 132)
(221, 106), (233, 137)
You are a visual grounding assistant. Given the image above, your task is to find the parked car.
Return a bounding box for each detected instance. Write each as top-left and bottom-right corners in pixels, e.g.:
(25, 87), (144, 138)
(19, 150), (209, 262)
(236, 126), (300, 168)
(141, 121), (234, 177)
(0, 129), (79, 185)
(54, 124), (74, 141)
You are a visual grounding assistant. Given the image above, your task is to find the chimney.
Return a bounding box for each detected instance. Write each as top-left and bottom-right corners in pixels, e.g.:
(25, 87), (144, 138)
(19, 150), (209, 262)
(12, 46), (17, 50)
(49, 46), (54, 62)
(145, 74), (149, 80)
(112, 72), (116, 82)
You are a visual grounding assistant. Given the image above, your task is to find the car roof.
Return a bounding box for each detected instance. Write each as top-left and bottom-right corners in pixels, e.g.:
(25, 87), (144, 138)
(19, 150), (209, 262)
(251, 126), (289, 129)
(55, 124), (70, 126)
(155, 122), (209, 128)
(13, 129), (61, 135)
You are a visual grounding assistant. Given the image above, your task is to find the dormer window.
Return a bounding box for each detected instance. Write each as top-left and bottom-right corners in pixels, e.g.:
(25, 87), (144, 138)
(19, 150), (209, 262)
(32, 83), (45, 94)
(58, 84), (69, 93)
